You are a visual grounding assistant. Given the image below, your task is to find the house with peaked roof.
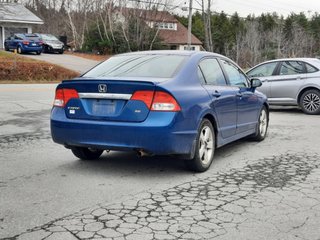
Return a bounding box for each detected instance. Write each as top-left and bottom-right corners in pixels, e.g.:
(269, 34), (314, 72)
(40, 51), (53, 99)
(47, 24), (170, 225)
(115, 8), (203, 51)
(0, 2), (44, 48)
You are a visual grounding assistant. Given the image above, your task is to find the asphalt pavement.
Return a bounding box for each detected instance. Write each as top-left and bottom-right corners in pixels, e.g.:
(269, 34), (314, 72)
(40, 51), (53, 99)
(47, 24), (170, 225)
(0, 84), (320, 240)
(21, 52), (101, 73)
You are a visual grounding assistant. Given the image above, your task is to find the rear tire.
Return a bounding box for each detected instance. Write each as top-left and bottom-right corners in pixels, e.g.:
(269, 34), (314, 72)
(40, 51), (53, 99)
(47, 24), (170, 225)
(251, 106), (268, 141)
(185, 119), (215, 172)
(17, 46), (23, 54)
(36, 51), (41, 55)
(299, 89), (320, 115)
(71, 147), (103, 160)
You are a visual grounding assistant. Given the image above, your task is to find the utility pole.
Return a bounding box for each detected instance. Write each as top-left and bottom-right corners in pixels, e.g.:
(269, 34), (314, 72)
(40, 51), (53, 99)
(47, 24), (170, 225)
(187, 0), (193, 50)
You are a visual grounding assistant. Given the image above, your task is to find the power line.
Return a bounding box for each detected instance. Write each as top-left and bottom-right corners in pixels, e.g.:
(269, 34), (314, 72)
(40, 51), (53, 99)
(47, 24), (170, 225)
(128, 0), (246, 18)
(128, 0), (315, 19)
(215, 0), (316, 17)
(219, 0), (292, 15)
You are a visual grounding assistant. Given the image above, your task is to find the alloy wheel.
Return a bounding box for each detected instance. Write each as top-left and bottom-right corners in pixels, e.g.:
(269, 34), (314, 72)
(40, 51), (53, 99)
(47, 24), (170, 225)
(303, 92), (320, 113)
(259, 109), (268, 137)
(198, 126), (214, 165)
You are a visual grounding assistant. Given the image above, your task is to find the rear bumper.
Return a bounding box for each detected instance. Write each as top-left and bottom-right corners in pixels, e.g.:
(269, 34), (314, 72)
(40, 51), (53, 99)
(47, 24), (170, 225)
(45, 45), (64, 52)
(50, 108), (197, 155)
(21, 45), (42, 52)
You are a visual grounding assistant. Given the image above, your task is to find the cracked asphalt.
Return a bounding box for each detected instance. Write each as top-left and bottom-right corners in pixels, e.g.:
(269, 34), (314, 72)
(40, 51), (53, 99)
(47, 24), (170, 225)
(9, 153), (320, 240)
(1, 84), (320, 240)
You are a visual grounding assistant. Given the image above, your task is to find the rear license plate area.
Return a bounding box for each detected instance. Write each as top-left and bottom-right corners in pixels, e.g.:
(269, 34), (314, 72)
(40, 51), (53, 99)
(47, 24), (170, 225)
(92, 100), (116, 116)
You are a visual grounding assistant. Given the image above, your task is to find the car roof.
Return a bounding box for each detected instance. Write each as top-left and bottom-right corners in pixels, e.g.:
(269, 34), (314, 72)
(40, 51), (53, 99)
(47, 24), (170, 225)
(261, 58), (319, 63)
(36, 33), (54, 36)
(114, 50), (237, 66)
(15, 33), (39, 38)
(116, 50), (225, 58)
(247, 57), (320, 72)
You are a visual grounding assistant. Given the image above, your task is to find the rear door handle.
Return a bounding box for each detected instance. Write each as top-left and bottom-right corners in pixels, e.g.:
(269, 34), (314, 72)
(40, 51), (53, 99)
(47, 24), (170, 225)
(212, 91), (221, 98)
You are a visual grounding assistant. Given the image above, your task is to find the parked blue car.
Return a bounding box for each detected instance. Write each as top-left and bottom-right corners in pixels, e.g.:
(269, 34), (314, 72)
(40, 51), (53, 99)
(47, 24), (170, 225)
(4, 33), (42, 55)
(51, 50), (269, 172)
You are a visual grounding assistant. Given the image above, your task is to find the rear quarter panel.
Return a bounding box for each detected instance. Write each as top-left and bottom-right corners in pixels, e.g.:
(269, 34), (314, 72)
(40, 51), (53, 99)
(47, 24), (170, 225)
(156, 54), (217, 136)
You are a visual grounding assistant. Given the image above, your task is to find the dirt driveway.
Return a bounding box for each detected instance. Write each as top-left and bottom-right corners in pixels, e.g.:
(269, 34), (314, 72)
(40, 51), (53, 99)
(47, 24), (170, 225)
(23, 52), (101, 73)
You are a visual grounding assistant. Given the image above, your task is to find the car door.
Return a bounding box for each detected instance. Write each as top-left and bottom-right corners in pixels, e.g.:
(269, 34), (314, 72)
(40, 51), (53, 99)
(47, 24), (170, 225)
(270, 61), (306, 103)
(7, 36), (15, 49)
(246, 61), (279, 98)
(220, 59), (260, 134)
(12, 34), (21, 49)
(198, 58), (238, 139)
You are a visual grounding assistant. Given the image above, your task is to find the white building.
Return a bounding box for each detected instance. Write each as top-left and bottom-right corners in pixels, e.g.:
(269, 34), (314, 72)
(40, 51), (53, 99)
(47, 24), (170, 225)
(0, 2), (43, 48)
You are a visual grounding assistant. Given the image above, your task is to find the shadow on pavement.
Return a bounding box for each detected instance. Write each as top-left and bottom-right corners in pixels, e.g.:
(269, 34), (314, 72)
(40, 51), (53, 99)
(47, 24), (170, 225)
(57, 138), (250, 178)
(269, 106), (303, 114)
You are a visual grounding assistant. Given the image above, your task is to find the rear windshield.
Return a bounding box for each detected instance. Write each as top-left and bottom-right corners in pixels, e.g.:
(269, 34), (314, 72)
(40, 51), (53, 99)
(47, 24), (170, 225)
(83, 54), (187, 79)
(24, 34), (40, 40)
(40, 34), (58, 41)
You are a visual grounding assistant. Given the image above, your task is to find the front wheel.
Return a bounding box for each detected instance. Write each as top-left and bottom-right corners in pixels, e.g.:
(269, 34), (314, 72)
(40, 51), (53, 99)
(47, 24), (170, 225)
(251, 106), (269, 141)
(299, 89), (320, 115)
(71, 147), (103, 160)
(185, 119), (215, 172)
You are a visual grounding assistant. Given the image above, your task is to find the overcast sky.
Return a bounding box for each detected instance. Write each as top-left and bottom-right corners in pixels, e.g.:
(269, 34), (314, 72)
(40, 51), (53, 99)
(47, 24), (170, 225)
(179, 0), (320, 17)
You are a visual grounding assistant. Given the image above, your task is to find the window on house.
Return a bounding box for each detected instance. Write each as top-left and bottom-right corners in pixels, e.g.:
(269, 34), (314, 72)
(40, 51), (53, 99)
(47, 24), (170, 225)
(184, 46), (195, 51)
(154, 22), (176, 30)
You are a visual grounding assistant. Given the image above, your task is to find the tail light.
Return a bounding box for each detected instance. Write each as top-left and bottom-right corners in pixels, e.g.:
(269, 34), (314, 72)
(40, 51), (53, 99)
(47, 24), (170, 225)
(131, 91), (154, 109)
(22, 41), (29, 45)
(53, 89), (79, 107)
(131, 90), (181, 112)
(151, 91), (181, 111)
(39, 40), (43, 45)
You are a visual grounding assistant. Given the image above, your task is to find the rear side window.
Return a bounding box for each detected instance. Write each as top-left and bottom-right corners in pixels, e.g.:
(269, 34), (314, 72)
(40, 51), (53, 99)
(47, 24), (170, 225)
(305, 63), (318, 73)
(197, 67), (206, 84)
(247, 62), (277, 77)
(279, 61), (305, 75)
(220, 60), (248, 87)
(83, 55), (187, 79)
(198, 58), (226, 85)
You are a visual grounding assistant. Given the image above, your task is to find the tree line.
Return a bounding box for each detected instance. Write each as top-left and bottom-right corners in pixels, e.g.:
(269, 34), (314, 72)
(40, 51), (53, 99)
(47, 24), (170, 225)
(178, 11), (320, 67)
(21, 0), (320, 67)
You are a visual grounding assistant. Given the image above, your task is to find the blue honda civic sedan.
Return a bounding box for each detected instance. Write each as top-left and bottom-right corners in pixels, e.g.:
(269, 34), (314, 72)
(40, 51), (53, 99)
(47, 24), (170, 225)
(4, 33), (43, 55)
(51, 50), (269, 172)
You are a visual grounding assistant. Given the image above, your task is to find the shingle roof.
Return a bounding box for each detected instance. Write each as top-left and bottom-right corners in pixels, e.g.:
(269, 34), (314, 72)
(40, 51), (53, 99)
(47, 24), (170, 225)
(158, 22), (202, 45)
(0, 3), (43, 24)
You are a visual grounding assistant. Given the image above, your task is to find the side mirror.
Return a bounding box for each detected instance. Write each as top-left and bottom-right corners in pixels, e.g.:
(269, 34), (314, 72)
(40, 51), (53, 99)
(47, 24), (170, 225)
(250, 78), (262, 88)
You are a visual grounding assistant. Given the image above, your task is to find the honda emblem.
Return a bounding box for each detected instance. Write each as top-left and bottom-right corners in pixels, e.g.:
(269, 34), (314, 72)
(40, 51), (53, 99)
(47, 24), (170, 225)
(98, 84), (107, 93)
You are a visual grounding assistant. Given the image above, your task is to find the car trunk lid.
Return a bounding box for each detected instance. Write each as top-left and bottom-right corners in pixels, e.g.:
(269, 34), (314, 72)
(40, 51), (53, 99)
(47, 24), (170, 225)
(56, 79), (157, 122)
